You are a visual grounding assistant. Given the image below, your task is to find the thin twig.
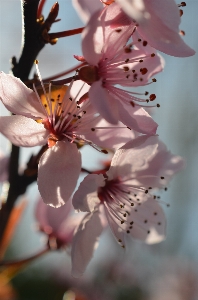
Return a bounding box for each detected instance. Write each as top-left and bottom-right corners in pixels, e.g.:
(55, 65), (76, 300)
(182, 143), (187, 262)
(0, 246), (49, 267)
(48, 27), (84, 39)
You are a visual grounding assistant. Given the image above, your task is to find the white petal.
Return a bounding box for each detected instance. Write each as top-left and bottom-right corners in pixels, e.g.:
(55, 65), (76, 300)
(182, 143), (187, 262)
(128, 196), (166, 244)
(108, 135), (158, 179)
(73, 174), (104, 212)
(71, 209), (104, 277)
(0, 72), (46, 119)
(35, 198), (50, 230)
(82, 10), (104, 65)
(0, 115), (48, 147)
(116, 0), (195, 57)
(104, 205), (126, 248)
(72, 0), (102, 23)
(38, 141), (81, 208)
(89, 81), (119, 124)
(46, 201), (72, 232)
(69, 80), (90, 102)
(84, 118), (137, 149)
(58, 212), (85, 244)
(134, 139), (185, 188)
(116, 99), (158, 135)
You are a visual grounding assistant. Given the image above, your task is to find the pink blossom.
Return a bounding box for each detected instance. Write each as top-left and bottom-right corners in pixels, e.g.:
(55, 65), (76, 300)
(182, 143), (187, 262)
(73, 0), (195, 57)
(35, 198), (83, 248)
(0, 73), (137, 207)
(71, 135), (184, 276)
(78, 4), (162, 133)
(0, 72), (81, 208)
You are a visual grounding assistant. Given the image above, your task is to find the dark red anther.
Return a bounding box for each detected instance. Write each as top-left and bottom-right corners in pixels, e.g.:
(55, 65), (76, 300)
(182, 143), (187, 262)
(140, 68), (148, 75)
(149, 94), (156, 101)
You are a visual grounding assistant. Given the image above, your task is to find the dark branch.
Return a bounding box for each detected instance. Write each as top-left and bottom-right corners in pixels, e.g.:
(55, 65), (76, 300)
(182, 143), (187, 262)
(12, 0), (42, 81)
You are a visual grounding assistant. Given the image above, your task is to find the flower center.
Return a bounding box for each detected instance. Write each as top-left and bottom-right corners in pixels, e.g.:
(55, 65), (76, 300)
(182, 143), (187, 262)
(78, 66), (100, 84)
(98, 178), (120, 202)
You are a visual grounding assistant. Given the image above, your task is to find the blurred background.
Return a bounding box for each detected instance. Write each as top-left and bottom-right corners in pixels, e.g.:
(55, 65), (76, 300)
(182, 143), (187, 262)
(0, 0), (198, 299)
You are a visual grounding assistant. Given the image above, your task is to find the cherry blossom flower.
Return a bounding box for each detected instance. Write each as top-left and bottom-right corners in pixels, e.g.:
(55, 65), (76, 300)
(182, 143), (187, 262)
(78, 4), (162, 133)
(71, 135), (184, 277)
(0, 72), (139, 207)
(73, 0), (195, 57)
(35, 198), (83, 248)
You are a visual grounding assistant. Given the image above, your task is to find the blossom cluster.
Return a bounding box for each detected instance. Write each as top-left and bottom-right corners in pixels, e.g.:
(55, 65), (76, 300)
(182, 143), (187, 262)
(0, 0), (194, 277)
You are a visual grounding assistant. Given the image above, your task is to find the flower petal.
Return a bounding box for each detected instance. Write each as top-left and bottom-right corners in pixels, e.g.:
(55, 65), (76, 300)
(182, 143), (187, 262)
(0, 72), (46, 119)
(0, 115), (48, 147)
(108, 135), (158, 179)
(35, 198), (50, 231)
(46, 201), (72, 232)
(35, 197), (80, 244)
(116, 0), (195, 57)
(128, 196), (166, 244)
(73, 174), (103, 212)
(72, 0), (102, 23)
(71, 209), (104, 277)
(82, 3), (135, 64)
(82, 10), (104, 65)
(117, 49), (165, 87)
(135, 139), (185, 188)
(69, 80), (90, 102)
(116, 99), (158, 134)
(84, 118), (137, 149)
(89, 81), (119, 124)
(58, 212), (85, 244)
(38, 141), (81, 208)
(104, 205), (126, 248)
(101, 4), (135, 59)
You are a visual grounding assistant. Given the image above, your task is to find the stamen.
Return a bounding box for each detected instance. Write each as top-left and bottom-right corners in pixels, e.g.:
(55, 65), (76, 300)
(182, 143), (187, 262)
(34, 60), (51, 112)
(33, 84), (48, 117)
